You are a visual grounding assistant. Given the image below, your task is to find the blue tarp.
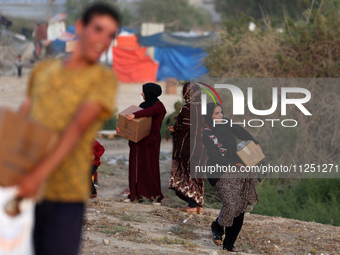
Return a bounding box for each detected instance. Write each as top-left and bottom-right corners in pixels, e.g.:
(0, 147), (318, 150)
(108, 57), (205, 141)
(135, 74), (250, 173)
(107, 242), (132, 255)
(118, 26), (140, 35)
(138, 32), (217, 48)
(155, 46), (208, 81)
(51, 26), (76, 53)
(51, 39), (66, 53)
(138, 32), (215, 80)
(66, 25), (75, 34)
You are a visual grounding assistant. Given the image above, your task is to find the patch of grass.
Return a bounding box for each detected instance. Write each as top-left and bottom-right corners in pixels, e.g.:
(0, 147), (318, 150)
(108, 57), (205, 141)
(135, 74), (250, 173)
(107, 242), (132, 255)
(98, 163), (115, 175)
(105, 209), (120, 217)
(153, 236), (199, 247)
(119, 212), (146, 223)
(171, 224), (198, 239)
(161, 190), (187, 209)
(139, 196), (160, 204)
(96, 224), (127, 235)
(241, 242), (253, 253)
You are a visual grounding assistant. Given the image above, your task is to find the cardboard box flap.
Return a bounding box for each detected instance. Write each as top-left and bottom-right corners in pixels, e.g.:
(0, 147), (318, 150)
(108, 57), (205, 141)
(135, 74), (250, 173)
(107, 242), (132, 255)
(0, 108), (58, 186)
(236, 140), (265, 167)
(117, 105), (152, 143)
(119, 105), (145, 123)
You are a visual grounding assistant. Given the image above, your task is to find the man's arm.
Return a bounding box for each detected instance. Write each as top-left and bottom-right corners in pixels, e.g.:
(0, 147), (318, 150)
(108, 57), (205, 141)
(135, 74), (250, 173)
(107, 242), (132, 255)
(18, 101), (103, 198)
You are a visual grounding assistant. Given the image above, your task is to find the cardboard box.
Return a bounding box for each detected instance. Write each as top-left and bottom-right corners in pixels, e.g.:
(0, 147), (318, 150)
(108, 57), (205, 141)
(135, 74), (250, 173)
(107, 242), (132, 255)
(236, 140), (265, 167)
(117, 105), (152, 143)
(0, 109), (57, 187)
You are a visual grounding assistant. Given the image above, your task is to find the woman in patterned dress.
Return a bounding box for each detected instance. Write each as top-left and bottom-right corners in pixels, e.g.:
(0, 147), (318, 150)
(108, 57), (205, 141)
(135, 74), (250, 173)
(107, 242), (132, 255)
(169, 82), (205, 214)
(202, 102), (262, 251)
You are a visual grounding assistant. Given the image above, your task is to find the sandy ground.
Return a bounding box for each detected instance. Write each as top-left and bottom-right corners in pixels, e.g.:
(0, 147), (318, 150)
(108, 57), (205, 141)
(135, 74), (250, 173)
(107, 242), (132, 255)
(0, 73), (182, 113)
(1, 74), (340, 254)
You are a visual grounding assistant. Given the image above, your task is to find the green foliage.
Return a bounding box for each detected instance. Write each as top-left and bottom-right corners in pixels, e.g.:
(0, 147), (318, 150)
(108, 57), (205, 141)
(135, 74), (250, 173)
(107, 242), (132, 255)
(102, 114), (118, 130)
(65, 0), (132, 26)
(251, 179), (340, 226)
(65, 0), (92, 26)
(136, 0), (212, 31)
(214, 0), (328, 20)
(206, 2), (340, 78)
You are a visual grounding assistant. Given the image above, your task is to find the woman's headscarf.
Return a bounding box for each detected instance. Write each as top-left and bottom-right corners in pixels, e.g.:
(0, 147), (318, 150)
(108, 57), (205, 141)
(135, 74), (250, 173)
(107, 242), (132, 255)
(182, 82), (201, 104)
(139, 83), (162, 109)
(204, 102), (228, 142)
(204, 102), (222, 127)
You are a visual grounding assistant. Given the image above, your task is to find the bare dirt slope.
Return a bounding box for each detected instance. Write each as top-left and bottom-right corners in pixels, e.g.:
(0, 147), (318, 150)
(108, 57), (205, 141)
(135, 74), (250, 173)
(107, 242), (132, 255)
(81, 139), (340, 255)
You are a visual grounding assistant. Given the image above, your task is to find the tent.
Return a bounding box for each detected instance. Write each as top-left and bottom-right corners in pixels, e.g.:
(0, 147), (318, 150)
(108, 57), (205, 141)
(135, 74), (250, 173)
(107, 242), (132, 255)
(154, 46), (207, 81)
(138, 32), (217, 81)
(113, 34), (158, 83)
(51, 26), (76, 54)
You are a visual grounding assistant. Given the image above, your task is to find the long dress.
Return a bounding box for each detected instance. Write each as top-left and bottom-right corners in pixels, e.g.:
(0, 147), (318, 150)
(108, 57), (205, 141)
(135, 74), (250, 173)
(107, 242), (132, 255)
(169, 102), (205, 206)
(128, 101), (166, 202)
(202, 121), (259, 227)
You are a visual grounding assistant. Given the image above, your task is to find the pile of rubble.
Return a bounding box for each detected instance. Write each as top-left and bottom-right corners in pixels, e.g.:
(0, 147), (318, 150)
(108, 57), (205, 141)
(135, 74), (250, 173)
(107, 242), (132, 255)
(0, 29), (34, 76)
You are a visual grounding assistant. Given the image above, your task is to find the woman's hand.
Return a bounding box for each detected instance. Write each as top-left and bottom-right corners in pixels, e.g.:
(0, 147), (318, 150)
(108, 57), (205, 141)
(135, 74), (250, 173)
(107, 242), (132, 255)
(125, 114), (135, 121)
(91, 154), (95, 161)
(116, 127), (120, 133)
(168, 126), (175, 132)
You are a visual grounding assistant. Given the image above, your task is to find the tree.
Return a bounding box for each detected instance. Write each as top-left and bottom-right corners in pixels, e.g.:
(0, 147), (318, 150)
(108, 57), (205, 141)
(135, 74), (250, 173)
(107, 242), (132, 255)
(214, 0), (311, 20)
(65, 0), (132, 27)
(135, 0), (212, 31)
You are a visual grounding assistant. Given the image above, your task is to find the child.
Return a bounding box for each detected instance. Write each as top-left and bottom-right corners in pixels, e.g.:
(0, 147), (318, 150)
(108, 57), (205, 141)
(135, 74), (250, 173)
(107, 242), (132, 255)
(15, 55), (22, 77)
(90, 139), (105, 198)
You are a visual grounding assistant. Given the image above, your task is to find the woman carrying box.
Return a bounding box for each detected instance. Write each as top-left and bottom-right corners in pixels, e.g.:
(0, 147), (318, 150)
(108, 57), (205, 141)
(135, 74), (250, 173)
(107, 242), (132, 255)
(203, 102), (262, 252)
(119, 83), (166, 203)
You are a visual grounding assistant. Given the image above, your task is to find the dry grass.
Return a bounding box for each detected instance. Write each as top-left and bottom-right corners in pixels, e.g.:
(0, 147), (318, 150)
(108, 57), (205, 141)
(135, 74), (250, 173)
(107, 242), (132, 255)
(204, 6), (340, 166)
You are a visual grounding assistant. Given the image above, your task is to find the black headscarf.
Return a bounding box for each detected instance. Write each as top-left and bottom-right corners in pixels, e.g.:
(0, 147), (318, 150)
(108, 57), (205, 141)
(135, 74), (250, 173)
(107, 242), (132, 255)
(139, 83), (162, 109)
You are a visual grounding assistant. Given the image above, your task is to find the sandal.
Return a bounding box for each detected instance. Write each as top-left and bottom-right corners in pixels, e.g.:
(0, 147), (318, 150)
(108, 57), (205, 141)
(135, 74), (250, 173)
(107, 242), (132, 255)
(232, 246), (238, 252)
(197, 206), (203, 215)
(223, 245), (238, 252)
(211, 220), (224, 246)
(177, 207), (197, 214)
(89, 193), (97, 199)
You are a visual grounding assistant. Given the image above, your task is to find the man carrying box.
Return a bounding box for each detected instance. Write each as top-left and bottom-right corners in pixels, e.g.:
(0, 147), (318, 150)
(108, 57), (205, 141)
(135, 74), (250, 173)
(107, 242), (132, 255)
(17, 3), (120, 255)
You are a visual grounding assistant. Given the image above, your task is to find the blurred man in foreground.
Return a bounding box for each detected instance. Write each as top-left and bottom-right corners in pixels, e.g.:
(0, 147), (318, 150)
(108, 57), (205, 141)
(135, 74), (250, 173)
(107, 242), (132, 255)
(18, 3), (120, 255)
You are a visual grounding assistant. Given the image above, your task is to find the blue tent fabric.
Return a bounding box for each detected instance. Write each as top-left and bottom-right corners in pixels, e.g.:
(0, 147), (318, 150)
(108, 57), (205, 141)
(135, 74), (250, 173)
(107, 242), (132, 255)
(138, 32), (217, 48)
(66, 25), (75, 34)
(51, 26), (76, 53)
(51, 39), (66, 53)
(138, 32), (215, 80)
(155, 46), (207, 81)
(118, 26), (140, 35)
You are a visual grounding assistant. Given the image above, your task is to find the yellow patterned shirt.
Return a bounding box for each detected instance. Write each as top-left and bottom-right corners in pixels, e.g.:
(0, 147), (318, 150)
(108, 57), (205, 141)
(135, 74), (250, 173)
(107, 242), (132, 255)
(27, 59), (117, 202)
